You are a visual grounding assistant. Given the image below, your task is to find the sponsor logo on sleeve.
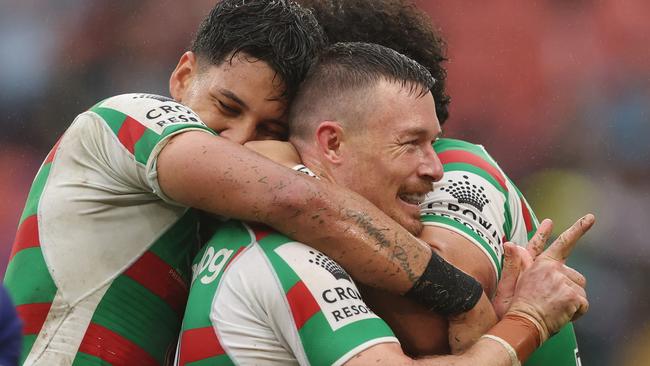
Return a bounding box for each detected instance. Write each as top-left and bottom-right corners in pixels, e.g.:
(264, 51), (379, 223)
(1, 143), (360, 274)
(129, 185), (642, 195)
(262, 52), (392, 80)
(440, 175), (490, 211)
(102, 94), (206, 134)
(275, 243), (378, 331)
(143, 101), (202, 129)
(423, 173), (505, 257)
(191, 246), (235, 285)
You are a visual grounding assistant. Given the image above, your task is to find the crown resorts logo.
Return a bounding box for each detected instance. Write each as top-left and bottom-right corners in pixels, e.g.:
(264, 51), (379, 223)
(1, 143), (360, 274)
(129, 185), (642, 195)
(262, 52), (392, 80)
(441, 175), (490, 212)
(308, 251), (351, 282)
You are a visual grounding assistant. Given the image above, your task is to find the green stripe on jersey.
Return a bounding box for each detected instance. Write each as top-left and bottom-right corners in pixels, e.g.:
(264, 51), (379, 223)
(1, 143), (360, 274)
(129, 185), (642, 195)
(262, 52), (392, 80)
(4, 248), (57, 305)
(90, 275), (179, 364)
(72, 352), (111, 366)
(421, 215), (501, 276)
(434, 138), (493, 162)
(300, 313), (393, 366)
(257, 235), (395, 366)
(90, 106), (126, 136)
(18, 163), (51, 225)
(183, 220), (251, 329)
(148, 209), (199, 284)
(133, 123), (215, 166)
(257, 233), (303, 293)
(526, 323), (579, 366)
(502, 198), (513, 242)
(91, 106), (216, 165)
(20, 335), (37, 366)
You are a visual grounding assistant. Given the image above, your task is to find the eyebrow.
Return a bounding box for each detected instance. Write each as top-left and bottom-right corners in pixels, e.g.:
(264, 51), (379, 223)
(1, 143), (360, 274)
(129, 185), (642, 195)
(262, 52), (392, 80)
(403, 126), (442, 140)
(218, 89), (248, 110)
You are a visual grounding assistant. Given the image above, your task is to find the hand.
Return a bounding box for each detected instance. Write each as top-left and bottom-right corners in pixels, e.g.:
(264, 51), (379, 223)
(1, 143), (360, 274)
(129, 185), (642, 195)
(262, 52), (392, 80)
(491, 219), (553, 318)
(506, 214), (594, 341)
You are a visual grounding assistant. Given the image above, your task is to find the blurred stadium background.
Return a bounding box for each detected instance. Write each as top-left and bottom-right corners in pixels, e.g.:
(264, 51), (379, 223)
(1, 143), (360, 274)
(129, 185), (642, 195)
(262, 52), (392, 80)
(1, 1), (649, 365)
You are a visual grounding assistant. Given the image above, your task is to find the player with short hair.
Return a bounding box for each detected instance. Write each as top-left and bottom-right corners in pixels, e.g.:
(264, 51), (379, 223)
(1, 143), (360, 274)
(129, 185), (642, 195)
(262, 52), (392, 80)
(176, 42), (591, 366)
(3, 1), (493, 364)
(294, 1), (582, 364)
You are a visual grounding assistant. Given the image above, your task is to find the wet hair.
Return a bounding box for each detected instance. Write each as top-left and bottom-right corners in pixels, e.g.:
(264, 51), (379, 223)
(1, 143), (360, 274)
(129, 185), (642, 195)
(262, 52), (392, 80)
(289, 42), (435, 139)
(191, 0), (326, 100)
(295, 0), (450, 123)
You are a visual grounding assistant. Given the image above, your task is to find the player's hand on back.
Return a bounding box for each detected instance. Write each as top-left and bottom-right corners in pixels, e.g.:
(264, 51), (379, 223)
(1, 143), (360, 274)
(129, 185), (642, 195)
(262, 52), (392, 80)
(505, 214), (594, 342)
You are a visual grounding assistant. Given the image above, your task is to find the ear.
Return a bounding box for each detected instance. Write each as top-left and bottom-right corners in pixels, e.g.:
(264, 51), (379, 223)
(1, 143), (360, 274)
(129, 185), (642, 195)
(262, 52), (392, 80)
(169, 51), (198, 102)
(315, 121), (345, 164)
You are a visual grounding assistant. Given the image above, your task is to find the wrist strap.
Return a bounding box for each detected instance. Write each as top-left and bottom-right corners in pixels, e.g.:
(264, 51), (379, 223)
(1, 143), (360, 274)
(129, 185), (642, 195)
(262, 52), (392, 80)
(405, 250), (483, 315)
(486, 313), (541, 363)
(481, 334), (521, 366)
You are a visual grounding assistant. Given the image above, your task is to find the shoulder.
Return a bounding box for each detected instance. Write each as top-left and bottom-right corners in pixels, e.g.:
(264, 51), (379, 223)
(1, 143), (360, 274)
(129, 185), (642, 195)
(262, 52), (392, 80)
(88, 93), (206, 132)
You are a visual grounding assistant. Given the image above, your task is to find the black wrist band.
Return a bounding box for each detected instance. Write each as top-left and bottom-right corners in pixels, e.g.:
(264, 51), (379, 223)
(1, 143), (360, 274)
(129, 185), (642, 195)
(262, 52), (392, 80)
(405, 250), (483, 315)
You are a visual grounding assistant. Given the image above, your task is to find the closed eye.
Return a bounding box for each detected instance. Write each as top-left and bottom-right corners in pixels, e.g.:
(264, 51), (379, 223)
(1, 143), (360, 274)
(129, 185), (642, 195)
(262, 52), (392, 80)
(218, 100), (240, 116)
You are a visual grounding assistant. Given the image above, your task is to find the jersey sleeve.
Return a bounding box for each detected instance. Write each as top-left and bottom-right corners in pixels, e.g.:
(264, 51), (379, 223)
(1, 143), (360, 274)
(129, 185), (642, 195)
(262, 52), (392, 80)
(85, 93), (216, 205)
(421, 138), (514, 278)
(260, 240), (398, 366)
(211, 227), (398, 366)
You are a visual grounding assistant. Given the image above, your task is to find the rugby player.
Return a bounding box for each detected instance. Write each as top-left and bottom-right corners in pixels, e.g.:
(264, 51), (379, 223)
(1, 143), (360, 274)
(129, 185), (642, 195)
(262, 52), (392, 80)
(3, 1), (492, 364)
(176, 42), (591, 366)
(294, 1), (582, 364)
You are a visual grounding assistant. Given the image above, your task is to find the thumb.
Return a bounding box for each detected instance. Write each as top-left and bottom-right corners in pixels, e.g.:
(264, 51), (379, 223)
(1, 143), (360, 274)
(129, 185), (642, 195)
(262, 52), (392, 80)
(500, 242), (522, 287)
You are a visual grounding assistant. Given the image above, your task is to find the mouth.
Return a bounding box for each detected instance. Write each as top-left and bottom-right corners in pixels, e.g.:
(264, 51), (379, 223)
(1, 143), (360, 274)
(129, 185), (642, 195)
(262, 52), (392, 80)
(398, 192), (426, 206)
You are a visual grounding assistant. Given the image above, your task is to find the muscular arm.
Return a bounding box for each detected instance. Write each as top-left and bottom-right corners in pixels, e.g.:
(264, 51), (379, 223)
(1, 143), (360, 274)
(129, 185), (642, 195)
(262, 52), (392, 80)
(345, 338), (512, 366)
(360, 228), (498, 356)
(159, 132), (451, 297)
(422, 226), (497, 296)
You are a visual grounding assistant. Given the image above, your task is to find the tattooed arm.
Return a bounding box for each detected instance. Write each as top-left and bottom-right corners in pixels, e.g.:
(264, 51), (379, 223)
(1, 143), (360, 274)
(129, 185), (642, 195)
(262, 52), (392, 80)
(158, 132), (480, 310)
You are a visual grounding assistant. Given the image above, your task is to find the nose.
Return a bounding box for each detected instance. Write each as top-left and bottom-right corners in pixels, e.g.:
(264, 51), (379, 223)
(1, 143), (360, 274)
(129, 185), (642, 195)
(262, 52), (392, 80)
(419, 144), (444, 182)
(218, 119), (258, 145)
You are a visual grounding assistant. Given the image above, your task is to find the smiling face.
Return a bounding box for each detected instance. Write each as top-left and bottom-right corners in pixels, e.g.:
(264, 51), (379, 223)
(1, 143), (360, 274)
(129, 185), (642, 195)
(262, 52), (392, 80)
(170, 51), (289, 144)
(336, 81), (443, 235)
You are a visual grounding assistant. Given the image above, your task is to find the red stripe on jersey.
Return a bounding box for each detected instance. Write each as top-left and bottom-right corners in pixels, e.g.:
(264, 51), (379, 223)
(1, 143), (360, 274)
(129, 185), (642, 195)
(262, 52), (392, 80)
(438, 150), (507, 191)
(179, 326), (225, 365)
(245, 222), (273, 242)
(16, 302), (52, 335)
(520, 196), (533, 233)
(44, 137), (62, 164)
(9, 215), (40, 261)
(226, 247), (245, 269)
(286, 280), (320, 329)
(78, 323), (158, 366)
(124, 251), (188, 315)
(117, 116), (147, 154)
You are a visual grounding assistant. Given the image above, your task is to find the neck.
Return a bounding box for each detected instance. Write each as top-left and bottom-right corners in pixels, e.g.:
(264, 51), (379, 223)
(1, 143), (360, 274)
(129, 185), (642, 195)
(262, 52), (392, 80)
(299, 153), (336, 184)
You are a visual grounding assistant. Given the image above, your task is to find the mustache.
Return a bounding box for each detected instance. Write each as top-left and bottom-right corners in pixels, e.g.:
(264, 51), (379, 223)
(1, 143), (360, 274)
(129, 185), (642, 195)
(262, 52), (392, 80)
(400, 181), (434, 196)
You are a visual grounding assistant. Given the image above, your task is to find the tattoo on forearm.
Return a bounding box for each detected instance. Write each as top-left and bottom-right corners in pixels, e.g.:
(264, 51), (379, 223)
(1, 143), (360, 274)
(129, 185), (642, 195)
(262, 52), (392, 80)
(344, 210), (420, 284)
(391, 245), (419, 282)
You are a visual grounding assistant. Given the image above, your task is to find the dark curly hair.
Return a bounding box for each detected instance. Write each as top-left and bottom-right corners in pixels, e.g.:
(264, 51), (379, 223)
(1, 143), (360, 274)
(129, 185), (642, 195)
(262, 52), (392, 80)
(295, 0), (450, 124)
(191, 0), (326, 100)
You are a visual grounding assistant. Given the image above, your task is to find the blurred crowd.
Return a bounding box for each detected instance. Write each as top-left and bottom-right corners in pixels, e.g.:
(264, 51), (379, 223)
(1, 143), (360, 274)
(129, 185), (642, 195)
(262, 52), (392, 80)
(1, 1), (649, 365)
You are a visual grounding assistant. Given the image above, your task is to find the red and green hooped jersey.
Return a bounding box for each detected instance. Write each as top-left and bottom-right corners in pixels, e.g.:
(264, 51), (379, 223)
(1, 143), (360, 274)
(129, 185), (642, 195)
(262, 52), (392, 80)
(176, 220), (397, 366)
(422, 137), (581, 366)
(3, 93), (215, 365)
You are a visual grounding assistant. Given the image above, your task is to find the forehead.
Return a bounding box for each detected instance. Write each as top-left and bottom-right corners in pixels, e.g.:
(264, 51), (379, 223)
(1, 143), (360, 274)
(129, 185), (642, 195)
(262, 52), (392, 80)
(365, 81), (440, 139)
(200, 54), (286, 101)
